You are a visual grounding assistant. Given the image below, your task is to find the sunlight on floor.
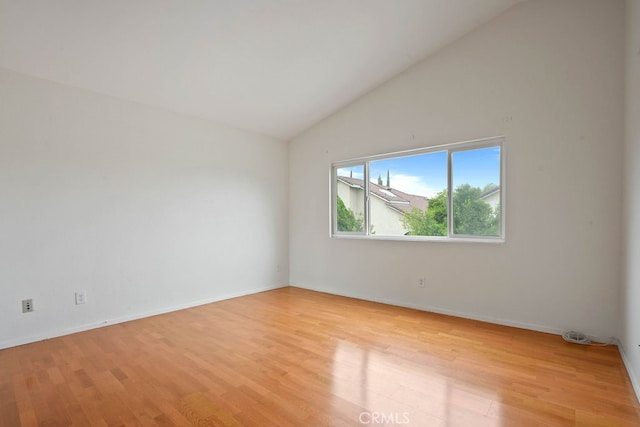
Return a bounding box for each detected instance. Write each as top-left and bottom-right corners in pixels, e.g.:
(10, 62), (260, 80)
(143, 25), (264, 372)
(330, 340), (502, 426)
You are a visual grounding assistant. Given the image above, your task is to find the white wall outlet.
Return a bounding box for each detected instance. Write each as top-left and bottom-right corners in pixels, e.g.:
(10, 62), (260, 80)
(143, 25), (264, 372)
(22, 299), (33, 313)
(75, 290), (87, 305)
(418, 278), (426, 288)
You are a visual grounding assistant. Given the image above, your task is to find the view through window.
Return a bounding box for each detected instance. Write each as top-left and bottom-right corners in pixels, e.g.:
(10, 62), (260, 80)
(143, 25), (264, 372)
(332, 138), (503, 240)
(335, 165), (365, 233)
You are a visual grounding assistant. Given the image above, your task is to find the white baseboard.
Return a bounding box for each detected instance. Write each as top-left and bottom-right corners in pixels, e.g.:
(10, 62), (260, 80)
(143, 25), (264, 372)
(0, 284), (287, 350)
(290, 283), (566, 336)
(618, 340), (640, 404)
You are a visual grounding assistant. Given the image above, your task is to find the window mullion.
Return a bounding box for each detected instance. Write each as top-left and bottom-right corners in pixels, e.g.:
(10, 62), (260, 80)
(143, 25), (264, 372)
(447, 150), (453, 237)
(364, 162), (370, 236)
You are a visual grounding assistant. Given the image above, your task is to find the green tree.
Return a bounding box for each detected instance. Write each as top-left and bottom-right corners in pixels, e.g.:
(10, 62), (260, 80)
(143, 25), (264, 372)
(402, 191), (447, 236)
(402, 186), (499, 237)
(377, 175), (383, 185)
(428, 190), (447, 225)
(452, 184), (499, 236)
(337, 196), (363, 232)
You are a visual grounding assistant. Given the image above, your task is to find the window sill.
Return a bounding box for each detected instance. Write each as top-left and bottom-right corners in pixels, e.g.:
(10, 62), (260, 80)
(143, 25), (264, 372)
(331, 234), (505, 244)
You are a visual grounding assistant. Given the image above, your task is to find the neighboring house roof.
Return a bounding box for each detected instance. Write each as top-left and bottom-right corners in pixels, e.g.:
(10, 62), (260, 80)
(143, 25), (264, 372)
(337, 176), (428, 213)
(480, 186), (500, 200)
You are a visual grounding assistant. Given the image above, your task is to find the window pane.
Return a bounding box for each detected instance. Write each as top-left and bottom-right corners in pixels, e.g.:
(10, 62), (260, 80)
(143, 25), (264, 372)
(451, 146), (501, 237)
(335, 165), (365, 232)
(369, 152), (447, 236)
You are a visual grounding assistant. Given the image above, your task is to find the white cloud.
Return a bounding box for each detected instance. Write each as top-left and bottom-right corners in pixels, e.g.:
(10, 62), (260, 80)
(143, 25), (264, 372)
(386, 174), (442, 198)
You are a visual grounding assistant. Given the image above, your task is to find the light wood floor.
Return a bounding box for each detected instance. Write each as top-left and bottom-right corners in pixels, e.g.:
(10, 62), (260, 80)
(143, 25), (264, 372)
(1, 287), (639, 426)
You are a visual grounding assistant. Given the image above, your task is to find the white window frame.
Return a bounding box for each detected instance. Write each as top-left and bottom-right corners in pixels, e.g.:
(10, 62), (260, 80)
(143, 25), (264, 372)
(331, 136), (505, 242)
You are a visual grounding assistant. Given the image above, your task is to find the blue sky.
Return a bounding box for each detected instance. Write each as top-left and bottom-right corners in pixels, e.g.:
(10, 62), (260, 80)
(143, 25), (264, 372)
(338, 146), (500, 198)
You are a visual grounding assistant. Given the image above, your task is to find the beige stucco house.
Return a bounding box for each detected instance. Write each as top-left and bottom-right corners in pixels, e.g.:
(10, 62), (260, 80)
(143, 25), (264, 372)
(337, 177), (428, 235)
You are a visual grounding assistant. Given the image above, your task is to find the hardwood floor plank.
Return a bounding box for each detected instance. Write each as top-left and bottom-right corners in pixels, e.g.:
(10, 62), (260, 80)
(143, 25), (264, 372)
(1, 287), (639, 426)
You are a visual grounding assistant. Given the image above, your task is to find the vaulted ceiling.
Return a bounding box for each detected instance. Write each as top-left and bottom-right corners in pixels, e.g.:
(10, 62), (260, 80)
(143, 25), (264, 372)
(0, 0), (525, 140)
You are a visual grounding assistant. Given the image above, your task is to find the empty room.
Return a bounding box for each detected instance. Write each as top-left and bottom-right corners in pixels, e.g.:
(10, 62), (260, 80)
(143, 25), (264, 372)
(1, 0), (640, 425)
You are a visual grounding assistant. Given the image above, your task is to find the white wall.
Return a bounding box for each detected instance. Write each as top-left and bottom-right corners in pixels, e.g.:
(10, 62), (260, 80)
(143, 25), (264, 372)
(0, 68), (289, 348)
(621, 0), (640, 397)
(290, 0), (624, 337)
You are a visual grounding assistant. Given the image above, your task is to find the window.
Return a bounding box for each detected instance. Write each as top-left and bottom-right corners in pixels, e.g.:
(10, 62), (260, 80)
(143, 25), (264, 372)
(331, 137), (504, 241)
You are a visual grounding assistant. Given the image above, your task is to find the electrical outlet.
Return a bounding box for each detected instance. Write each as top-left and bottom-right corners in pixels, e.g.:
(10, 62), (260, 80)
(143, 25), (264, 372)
(75, 290), (87, 305)
(418, 278), (426, 288)
(22, 299), (33, 313)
